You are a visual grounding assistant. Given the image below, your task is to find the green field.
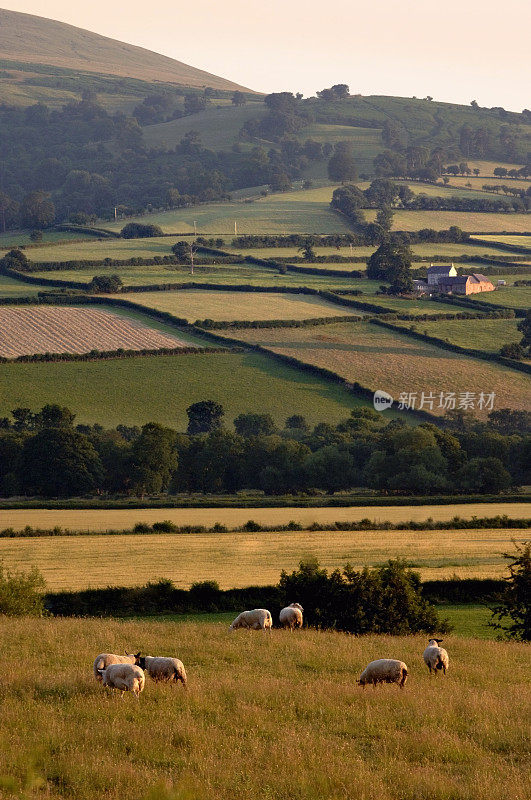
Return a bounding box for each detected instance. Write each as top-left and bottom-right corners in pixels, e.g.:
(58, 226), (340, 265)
(469, 286), (531, 309)
(113, 288), (358, 322)
(1, 617), (529, 800)
(470, 234), (531, 248)
(354, 294), (466, 314)
(0, 527), (522, 590)
(365, 209), (531, 233)
(0, 273), (42, 297)
(0, 351), (366, 427)
(25, 236), (182, 262)
(142, 102), (267, 150)
(394, 317), (524, 353)
(28, 264), (362, 291)
(230, 321), (531, 416)
(0, 230), (96, 249)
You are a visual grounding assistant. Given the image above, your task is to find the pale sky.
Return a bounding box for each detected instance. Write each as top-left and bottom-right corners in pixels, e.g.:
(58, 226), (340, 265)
(2, 0), (530, 110)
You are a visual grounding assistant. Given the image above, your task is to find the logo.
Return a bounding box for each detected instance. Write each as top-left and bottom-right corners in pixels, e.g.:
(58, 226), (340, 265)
(373, 390), (393, 411)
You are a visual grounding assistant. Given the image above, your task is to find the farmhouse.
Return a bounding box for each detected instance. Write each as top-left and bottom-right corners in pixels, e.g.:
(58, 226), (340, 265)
(427, 264), (457, 286)
(437, 273), (495, 295)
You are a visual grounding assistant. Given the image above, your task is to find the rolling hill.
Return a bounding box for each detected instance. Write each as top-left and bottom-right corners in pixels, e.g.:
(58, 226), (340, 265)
(0, 8), (253, 92)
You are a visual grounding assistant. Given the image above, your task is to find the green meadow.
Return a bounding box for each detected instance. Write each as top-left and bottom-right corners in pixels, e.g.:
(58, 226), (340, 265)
(394, 317), (524, 353)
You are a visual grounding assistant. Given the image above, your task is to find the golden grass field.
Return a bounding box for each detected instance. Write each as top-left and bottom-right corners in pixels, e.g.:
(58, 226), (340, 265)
(0, 306), (190, 357)
(394, 317), (523, 354)
(230, 321), (531, 416)
(0, 502), (527, 533)
(364, 209), (531, 233)
(112, 289), (357, 321)
(0, 617), (529, 800)
(0, 527), (525, 591)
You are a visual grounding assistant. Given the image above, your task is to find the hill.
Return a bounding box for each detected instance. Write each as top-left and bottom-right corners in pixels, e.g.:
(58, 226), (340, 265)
(0, 8), (253, 93)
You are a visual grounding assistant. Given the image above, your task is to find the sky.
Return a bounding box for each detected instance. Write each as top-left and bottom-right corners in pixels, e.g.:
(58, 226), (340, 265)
(2, 0), (530, 110)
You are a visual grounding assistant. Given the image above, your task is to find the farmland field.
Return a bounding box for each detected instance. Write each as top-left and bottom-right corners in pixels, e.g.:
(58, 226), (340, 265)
(28, 263), (361, 291)
(115, 288), (359, 321)
(365, 209), (531, 233)
(0, 229), (96, 249)
(350, 294), (466, 314)
(0, 272), (42, 297)
(0, 351), (365, 427)
(470, 234), (531, 248)
(1, 618), (529, 800)
(0, 306), (194, 357)
(0, 527), (524, 590)
(24, 235), (184, 262)
(393, 317), (524, 354)
(467, 285), (531, 309)
(229, 321), (531, 416)
(0, 502), (527, 534)
(225, 242), (530, 261)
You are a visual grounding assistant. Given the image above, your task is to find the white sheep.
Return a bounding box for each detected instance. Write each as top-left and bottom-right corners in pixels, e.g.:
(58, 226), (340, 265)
(423, 639), (449, 675)
(137, 656), (187, 686)
(97, 663), (145, 697)
(358, 659), (408, 689)
(279, 603), (303, 630)
(229, 609), (273, 631)
(93, 651), (140, 682)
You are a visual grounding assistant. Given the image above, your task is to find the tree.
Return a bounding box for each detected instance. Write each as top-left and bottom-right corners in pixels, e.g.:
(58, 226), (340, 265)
(29, 230), (43, 242)
(19, 428), (103, 497)
(517, 309), (531, 351)
(457, 457), (512, 493)
(89, 274), (123, 293)
(493, 167), (508, 178)
(0, 191), (19, 233)
(0, 248), (29, 271)
(35, 404), (75, 428)
(184, 94), (207, 114)
(129, 422), (176, 496)
(233, 413), (275, 437)
(367, 239), (413, 285)
(186, 400), (224, 434)
(231, 91), (246, 106)
(20, 191), (55, 229)
(375, 206), (394, 232)
(364, 179), (399, 207)
(490, 541), (531, 640)
(121, 223), (163, 238)
(327, 142), (357, 182)
(330, 84), (349, 99)
(298, 239), (316, 261)
(285, 415), (309, 432)
(0, 563), (46, 616)
(171, 240), (198, 272)
(499, 342), (525, 360)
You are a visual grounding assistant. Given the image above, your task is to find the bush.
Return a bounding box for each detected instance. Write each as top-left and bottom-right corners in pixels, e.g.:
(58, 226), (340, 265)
(490, 540), (531, 640)
(0, 563), (46, 616)
(121, 223), (164, 238)
(500, 342), (525, 360)
(279, 558), (448, 634)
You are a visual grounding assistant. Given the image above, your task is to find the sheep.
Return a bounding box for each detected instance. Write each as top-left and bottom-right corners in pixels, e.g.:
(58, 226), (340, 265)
(279, 603), (303, 630)
(229, 609), (273, 631)
(423, 639), (449, 675)
(358, 659), (408, 689)
(93, 652), (140, 682)
(137, 656), (187, 686)
(97, 663), (145, 697)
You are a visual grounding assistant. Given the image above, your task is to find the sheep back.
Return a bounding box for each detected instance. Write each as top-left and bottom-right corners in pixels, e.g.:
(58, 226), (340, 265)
(279, 605), (303, 629)
(229, 609), (273, 630)
(93, 653), (136, 681)
(142, 656), (187, 685)
(99, 663), (145, 695)
(359, 659), (408, 688)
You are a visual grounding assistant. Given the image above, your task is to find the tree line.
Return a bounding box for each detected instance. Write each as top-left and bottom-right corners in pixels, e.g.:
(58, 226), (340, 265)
(0, 403), (528, 499)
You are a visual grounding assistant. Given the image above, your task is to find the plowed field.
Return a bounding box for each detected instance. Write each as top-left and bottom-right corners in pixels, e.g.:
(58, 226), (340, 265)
(0, 306), (190, 357)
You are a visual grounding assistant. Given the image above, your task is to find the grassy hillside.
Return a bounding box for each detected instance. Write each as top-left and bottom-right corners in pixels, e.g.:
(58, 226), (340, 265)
(230, 321), (531, 416)
(0, 9), (253, 92)
(0, 527), (521, 590)
(143, 103), (267, 150)
(0, 351), (366, 428)
(1, 618), (530, 799)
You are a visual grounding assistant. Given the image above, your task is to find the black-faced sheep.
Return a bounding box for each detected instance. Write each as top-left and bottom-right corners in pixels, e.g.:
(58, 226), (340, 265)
(137, 656), (187, 686)
(279, 603), (303, 629)
(93, 652), (140, 682)
(423, 639), (449, 675)
(358, 659), (408, 689)
(98, 663), (145, 697)
(229, 609), (273, 631)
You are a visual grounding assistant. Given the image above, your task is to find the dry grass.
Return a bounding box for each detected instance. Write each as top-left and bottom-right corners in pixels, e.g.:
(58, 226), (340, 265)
(470, 234), (531, 247)
(0, 527), (524, 591)
(365, 209), (531, 233)
(0, 617), (529, 800)
(116, 289), (357, 321)
(230, 321), (531, 416)
(0, 502), (527, 535)
(394, 317), (523, 354)
(0, 306), (190, 357)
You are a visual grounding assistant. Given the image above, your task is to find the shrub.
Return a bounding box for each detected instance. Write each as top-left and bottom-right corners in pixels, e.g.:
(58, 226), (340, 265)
(499, 342), (525, 360)
(0, 563), (46, 616)
(490, 540), (531, 640)
(121, 223), (164, 238)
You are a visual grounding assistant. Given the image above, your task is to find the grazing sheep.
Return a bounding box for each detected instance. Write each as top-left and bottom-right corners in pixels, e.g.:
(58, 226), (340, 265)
(98, 663), (145, 697)
(137, 656), (187, 686)
(229, 609), (273, 631)
(279, 603), (303, 630)
(423, 639), (449, 675)
(358, 659), (408, 689)
(93, 652), (140, 682)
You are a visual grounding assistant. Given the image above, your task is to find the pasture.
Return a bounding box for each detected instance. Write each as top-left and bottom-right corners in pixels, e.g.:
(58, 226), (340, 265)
(0, 527), (524, 590)
(24, 235), (182, 262)
(394, 317), (523, 354)
(0, 229), (95, 249)
(0, 617), (529, 800)
(0, 273), (42, 297)
(350, 294), (465, 314)
(364, 209), (531, 233)
(230, 321), (531, 416)
(468, 285), (531, 310)
(0, 502), (527, 533)
(470, 234), (531, 248)
(115, 288), (358, 321)
(0, 306), (193, 357)
(0, 351), (364, 428)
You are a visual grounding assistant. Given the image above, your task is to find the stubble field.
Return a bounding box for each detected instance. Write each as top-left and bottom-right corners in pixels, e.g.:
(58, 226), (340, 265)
(0, 617), (529, 800)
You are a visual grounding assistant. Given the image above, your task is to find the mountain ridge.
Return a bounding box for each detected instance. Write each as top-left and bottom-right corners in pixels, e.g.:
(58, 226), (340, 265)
(0, 8), (255, 92)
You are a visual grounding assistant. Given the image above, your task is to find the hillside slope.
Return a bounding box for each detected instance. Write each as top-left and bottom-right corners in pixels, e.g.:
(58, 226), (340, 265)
(0, 8), (253, 91)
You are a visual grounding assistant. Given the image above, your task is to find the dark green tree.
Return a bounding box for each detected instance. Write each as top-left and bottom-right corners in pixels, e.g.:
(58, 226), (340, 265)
(490, 541), (531, 640)
(327, 142), (357, 182)
(19, 428), (103, 497)
(20, 191), (55, 228)
(129, 422), (177, 496)
(89, 274), (123, 293)
(187, 400), (224, 434)
(233, 413), (276, 437)
(517, 309), (531, 351)
(457, 457), (512, 493)
(367, 239), (413, 284)
(375, 206), (394, 232)
(231, 91), (246, 106)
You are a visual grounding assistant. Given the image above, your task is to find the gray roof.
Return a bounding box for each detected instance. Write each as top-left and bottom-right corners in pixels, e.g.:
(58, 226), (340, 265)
(427, 265), (454, 274)
(470, 273), (491, 283)
(439, 276), (469, 285)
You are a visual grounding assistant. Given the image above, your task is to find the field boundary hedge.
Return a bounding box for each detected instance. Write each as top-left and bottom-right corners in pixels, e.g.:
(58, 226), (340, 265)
(369, 318), (531, 375)
(0, 345), (240, 365)
(427, 292), (527, 317)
